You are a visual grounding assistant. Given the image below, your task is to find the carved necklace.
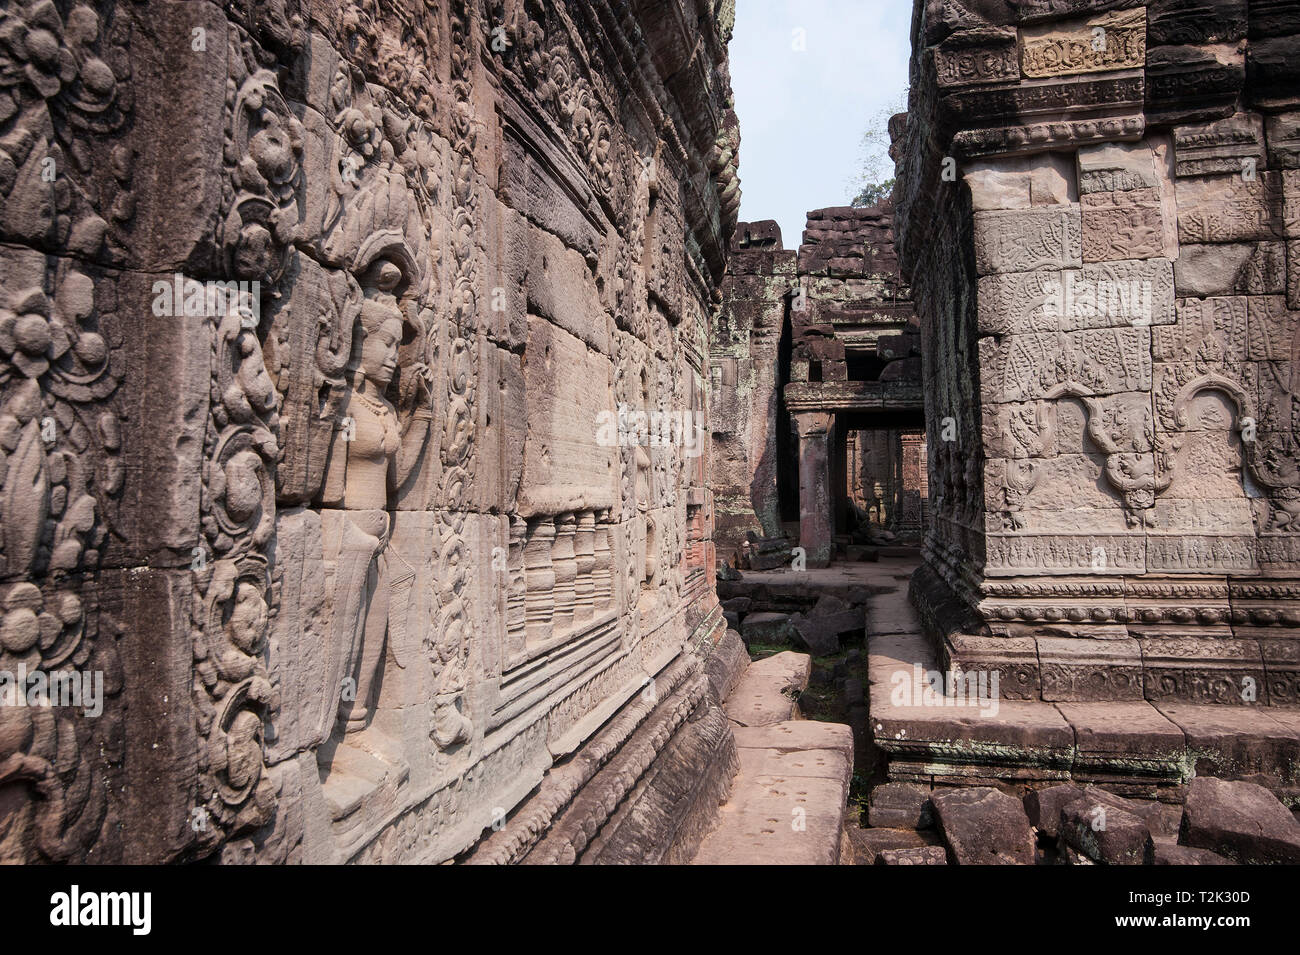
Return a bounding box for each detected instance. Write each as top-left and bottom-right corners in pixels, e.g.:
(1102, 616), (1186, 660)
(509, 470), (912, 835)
(350, 387), (392, 419)
(351, 385), (400, 453)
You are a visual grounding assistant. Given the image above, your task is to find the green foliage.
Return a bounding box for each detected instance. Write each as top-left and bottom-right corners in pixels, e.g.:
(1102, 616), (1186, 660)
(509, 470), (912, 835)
(847, 90), (907, 209)
(851, 178), (895, 208)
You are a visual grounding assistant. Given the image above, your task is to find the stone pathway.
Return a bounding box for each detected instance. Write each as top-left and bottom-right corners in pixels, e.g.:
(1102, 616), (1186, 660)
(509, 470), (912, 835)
(690, 652), (853, 865)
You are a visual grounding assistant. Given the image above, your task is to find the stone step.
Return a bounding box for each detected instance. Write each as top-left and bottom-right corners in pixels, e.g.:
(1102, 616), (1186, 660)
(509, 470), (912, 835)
(689, 649), (855, 864)
(865, 577), (1300, 802)
(689, 719), (853, 865)
(724, 651), (811, 727)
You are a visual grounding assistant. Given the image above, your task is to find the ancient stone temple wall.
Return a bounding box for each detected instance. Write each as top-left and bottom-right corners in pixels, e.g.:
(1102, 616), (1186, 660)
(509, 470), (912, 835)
(0, 0), (740, 864)
(711, 204), (923, 565)
(710, 220), (796, 562)
(896, 0), (1300, 705)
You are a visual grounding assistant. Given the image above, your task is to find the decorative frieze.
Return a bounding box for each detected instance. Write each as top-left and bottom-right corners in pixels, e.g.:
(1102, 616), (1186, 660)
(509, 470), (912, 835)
(1019, 8), (1148, 79)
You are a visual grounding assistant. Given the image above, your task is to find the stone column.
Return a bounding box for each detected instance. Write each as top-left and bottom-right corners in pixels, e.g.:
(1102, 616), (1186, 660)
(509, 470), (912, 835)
(898, 431), (925, 540)
(831, 419), (849, 534)
(593, 511), (613, 611)
(795, 411), (834, 567)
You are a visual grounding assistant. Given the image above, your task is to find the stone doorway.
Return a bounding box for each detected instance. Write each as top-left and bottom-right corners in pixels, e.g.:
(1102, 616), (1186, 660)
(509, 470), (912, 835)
(842, 426), (928, 545)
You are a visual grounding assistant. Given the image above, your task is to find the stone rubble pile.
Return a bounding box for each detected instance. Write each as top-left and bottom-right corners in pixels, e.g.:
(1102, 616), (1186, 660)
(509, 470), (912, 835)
(844, 775), (1300, 865)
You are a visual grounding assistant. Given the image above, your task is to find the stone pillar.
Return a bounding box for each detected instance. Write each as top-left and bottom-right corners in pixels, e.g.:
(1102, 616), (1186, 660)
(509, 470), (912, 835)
(898, 431), (925, 541)
(831, 419), (849, 534)
(795, 411), (834, 567)
(593, 511), (613, 611)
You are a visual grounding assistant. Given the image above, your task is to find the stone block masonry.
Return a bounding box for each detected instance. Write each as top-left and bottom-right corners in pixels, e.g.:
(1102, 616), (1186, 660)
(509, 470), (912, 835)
(711, 205), (926, 569)
(894, 0), (1300, 708)
(0, 0), (741, 864)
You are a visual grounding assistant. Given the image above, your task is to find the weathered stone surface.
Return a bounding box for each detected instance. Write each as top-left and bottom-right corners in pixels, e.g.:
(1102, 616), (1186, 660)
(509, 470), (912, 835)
(896, 1), (1300, 725)
(931, 787), (1037, 865)
(691, 715), (852, 865)
(1174, 113), (1265, 176)
(1023, 783), (1085, 838)
(790, 613), (841, 657)
(875, 845), (949, 865)
(0, 0), (742, 866)
(843, 826), (941, 864)
(742, 612), (795, 646)
(1180, 776), (1300, 863)
(1154, 842), (1235, 865)
(724, 651), (811, 727)
(973, 207), (1083, 275)
(978, 259), (1176, 335)
(12, 0), (1300, 870)
(1175, 241), (1287, 295)
(705, 629), (751, 704)
(1019, 8), (1148, 79)
(1061, 793), (1156, 865)
(868, 782), (934, 829)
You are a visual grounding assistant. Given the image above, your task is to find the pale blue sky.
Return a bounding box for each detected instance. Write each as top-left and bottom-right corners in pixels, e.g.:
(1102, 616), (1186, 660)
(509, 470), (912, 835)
(729, 0), (911, 248)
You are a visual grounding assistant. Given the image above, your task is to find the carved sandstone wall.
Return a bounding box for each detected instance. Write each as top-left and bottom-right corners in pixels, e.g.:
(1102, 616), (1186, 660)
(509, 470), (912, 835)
(0, 0), (740, 864)
(896, 0), (1300, 705)
(710, 220), (795, 562)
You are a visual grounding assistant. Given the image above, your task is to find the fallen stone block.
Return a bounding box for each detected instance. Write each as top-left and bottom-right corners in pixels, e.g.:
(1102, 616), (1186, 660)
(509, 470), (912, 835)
(811, 594), (851, 617)
(876, 845), (948, 865)
(747, 551), (791, 571)
(741, 612), (794, 646)
(1023, 783), (1084, 839)
(932, 787), (1036, 865)
(1062, 844), (1097, 865)
(843, 826), (940, 864)
(721, 596), (752, 615)
(1180, 776), (1300, 864)
(1154, 843), (1235, 865)
(1061, 796), (1154, 866)
(789, 613), (840, 657)
(868, 782), (934, 829)
(843, 672), (865, 701)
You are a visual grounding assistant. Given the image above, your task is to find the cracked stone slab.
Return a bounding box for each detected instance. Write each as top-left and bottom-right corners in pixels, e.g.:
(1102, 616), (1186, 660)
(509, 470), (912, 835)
(724, 651), (812, 727)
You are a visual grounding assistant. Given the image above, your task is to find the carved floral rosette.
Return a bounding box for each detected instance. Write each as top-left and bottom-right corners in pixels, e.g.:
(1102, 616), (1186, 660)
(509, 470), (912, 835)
(0, 255), (124, 865)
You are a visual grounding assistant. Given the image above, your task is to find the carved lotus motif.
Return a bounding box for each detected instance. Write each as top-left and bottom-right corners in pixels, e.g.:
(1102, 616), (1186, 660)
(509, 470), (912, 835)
(248, 122), (299, 194)
(0, 268), (104, 390)
(0, 287), (68, 379)
(0, 1), (75, 100)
